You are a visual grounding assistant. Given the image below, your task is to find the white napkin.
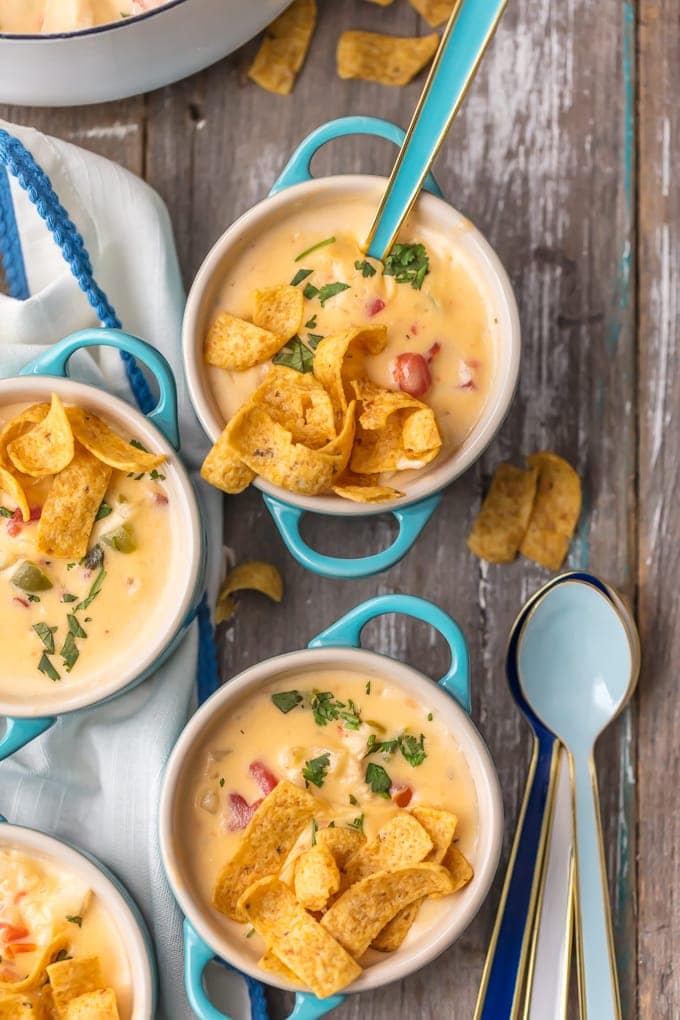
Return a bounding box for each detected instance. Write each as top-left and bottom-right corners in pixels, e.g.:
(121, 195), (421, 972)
(0, 120), (227, 1019)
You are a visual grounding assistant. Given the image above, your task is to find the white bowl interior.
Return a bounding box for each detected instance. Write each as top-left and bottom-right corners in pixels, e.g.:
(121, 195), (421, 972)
(160, 647), (503, 994)
(0, 822), (154, 1018)
(183, 175), (521, 516)
(0, 376), (202, 718)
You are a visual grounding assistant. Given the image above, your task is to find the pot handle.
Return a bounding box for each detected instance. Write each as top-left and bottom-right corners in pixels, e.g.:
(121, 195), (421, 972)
(308, 593), (470, 712)
(183, 921), (345, 1020)
(0, 716), (56, 760)
(263, 493), (440, 580)
(19, 327), (180, 450)
(270, 116), (443, 199)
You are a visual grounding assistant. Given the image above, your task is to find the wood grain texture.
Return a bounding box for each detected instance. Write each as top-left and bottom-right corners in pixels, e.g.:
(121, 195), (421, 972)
(637, 1), (679, 1017)
(0, 0), (675, 1015)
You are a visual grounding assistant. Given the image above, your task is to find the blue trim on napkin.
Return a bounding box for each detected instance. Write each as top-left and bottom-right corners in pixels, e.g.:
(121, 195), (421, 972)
(0, 128), (269, 1020)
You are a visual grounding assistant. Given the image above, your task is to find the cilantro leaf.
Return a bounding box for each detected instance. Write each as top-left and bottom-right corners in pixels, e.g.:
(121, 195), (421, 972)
(399, 733), (426, 767)
(32, 623), (57, 654)
(305, 315), (317, 329)
(317, 282), (350, 307)
(272, 336), (314, 374)
(349, 794), (359, 806)
(0, 506), (13, 518)
(65, 915), (82, 927)
(365, 762), (392, 798)
(38, 654), (60, 682)
(354, 259), (376, 278)
(60, 632), (80, 672)
(310, 691), (361, 730)
(364, 733), (399, 759)
(307, 333), (323, 348)
(94, 502), (113, 522)
(303, 282), (319, 300)
(295, 236), (336, 261)
(383, 243), (430, 290)
(303, 753), (331, 789)
(348, 814), (365, 834)
(271, 690), (303, 714)
(76, 566), (106, 612)
(311, 818), (318, 846)
(67, 614), (87, 639)
(129, 439), (148, 452)
(291, 268), (313, 287)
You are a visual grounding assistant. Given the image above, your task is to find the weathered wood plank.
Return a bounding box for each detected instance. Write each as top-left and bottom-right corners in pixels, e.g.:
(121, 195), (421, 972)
(637, 0), (679, 1016)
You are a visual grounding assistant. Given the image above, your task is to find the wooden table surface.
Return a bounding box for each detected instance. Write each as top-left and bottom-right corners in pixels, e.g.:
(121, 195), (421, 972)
(1, 1), (677, 1016)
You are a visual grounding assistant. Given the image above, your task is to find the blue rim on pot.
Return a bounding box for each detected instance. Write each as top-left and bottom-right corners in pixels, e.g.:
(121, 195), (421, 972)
(0, 327), (205, 759)
(159, 593), (504, 1018)
(0, 816), (157, 1017)
(183, 116), (521, 581)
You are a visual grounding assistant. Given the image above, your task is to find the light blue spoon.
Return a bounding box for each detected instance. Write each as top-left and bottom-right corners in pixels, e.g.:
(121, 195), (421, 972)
(517, 578), (640, 1020)
(364, 0), (508, 260)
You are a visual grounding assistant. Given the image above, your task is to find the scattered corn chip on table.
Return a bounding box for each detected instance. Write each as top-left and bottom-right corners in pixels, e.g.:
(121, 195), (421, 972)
(1, 0), (676, 1016)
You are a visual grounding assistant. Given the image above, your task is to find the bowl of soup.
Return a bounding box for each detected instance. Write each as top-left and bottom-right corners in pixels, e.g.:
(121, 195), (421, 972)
(0, 818), (155, 1017)
(159, 594), (503, 1014)
(0, 328), (204, 759)
(183, 116), (521, 579)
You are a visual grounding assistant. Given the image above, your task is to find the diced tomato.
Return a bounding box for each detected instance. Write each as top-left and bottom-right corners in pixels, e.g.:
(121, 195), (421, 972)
(226, 793), (263, 832)
(392, 353), (431, 398)
(153, 491), (169, 506)
(29, 506), (41, 522)
(249, 761), (278, 796)
(13, 891), (26, 904)
(0, 923), (29, 944)
(426, 341), (441, 363)
(4, 942), (36, 959)
(5, 506), (40, 537)
(12, 597), (29, 609)
(410, 323), (419, 335)
(367, 298), (386, 317)
(390, 783), (413, 807)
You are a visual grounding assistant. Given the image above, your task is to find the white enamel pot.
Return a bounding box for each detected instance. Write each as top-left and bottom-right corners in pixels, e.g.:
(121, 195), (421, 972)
(159, 594), (504, 1019)
(183, 116), (521, 580)
(0, 0), (291, 106)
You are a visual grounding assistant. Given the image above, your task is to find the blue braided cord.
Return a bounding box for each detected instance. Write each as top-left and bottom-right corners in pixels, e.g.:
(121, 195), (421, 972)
(0, 128), (154, 413)
(246, 975), (269, 1020)
(0, 165), (30, 300)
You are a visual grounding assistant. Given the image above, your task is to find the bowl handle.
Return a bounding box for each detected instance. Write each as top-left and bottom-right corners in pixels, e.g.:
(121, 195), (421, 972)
(0, 716), (56, 760)
(263, 493), (441, 580)
(183, 920), (344, 1019)
(19, 327), (180, 450)
(308, 593), (470, 712)
(270, 116), (443, 200)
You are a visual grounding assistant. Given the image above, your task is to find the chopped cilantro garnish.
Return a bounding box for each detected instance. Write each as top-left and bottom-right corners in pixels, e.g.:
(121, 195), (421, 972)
(60, 632), (79, 672)
(295, 236), (335, 262)
(272, 335), (314, 374)
(38, 653), (60, 682)
(33, 623), (57, 654)
(129, 439), (148, 451)
(0, 506), (12, 518)
(76, 566), (106, 612)
(150, 469), (166, 481)
(302, 752), (331, 789)
(53, 949), (71, 962)
(310, 691), (362, 730)
(427, 712), (433, 721)
(26, 594), (40, 603)
(62, 594), (77, 603)
(67, 614), (87, 639)
(219, 777), (225, 787)
(245, 927), (256, 939)
(311, 818), (318, 846)
(94, 501), (113, 522)
(328, 820), (336, 828)
(291, 268), (313, 287)
(303, 282), (319, 300)
(317, 282), (350, 307)
(364, 733), (398, 759)
(305, 315), (317, 329)
(365, 680), (371, 695)
(399, 733), (426, 767)
(65, 915), (82, 927)
(348, 815), (364, 834)
(307, 333), (323, 348)
(365, 762), (392, 798)
(383, 243), (429, 289)
(271, 690), (303, 714)
(349, 794), (359, 806)
(354, 259), (376, 278)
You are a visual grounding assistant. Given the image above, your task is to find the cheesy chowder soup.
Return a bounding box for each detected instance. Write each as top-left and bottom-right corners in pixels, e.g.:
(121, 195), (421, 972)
(0, 0), (166, 34)
(176, 666), (478, 982)
(208, 196), (496, 459)
(0, 847), (131, 1017)
(0, 398), (176, 707)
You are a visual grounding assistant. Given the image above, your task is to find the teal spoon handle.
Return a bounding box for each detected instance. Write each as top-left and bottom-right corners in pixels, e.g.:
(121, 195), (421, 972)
(366, 0), (507, 260)
(572, 753), (622, 1020)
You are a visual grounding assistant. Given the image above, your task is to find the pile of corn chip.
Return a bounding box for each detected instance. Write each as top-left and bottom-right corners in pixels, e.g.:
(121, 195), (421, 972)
(0, 948), (120, 1018)
(467, 452), (582, 570)
(212, 780), (473, 996)
(248, 0), (457, 96)
(0, 394), (166, 559)
(200, 284), (442, 503)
